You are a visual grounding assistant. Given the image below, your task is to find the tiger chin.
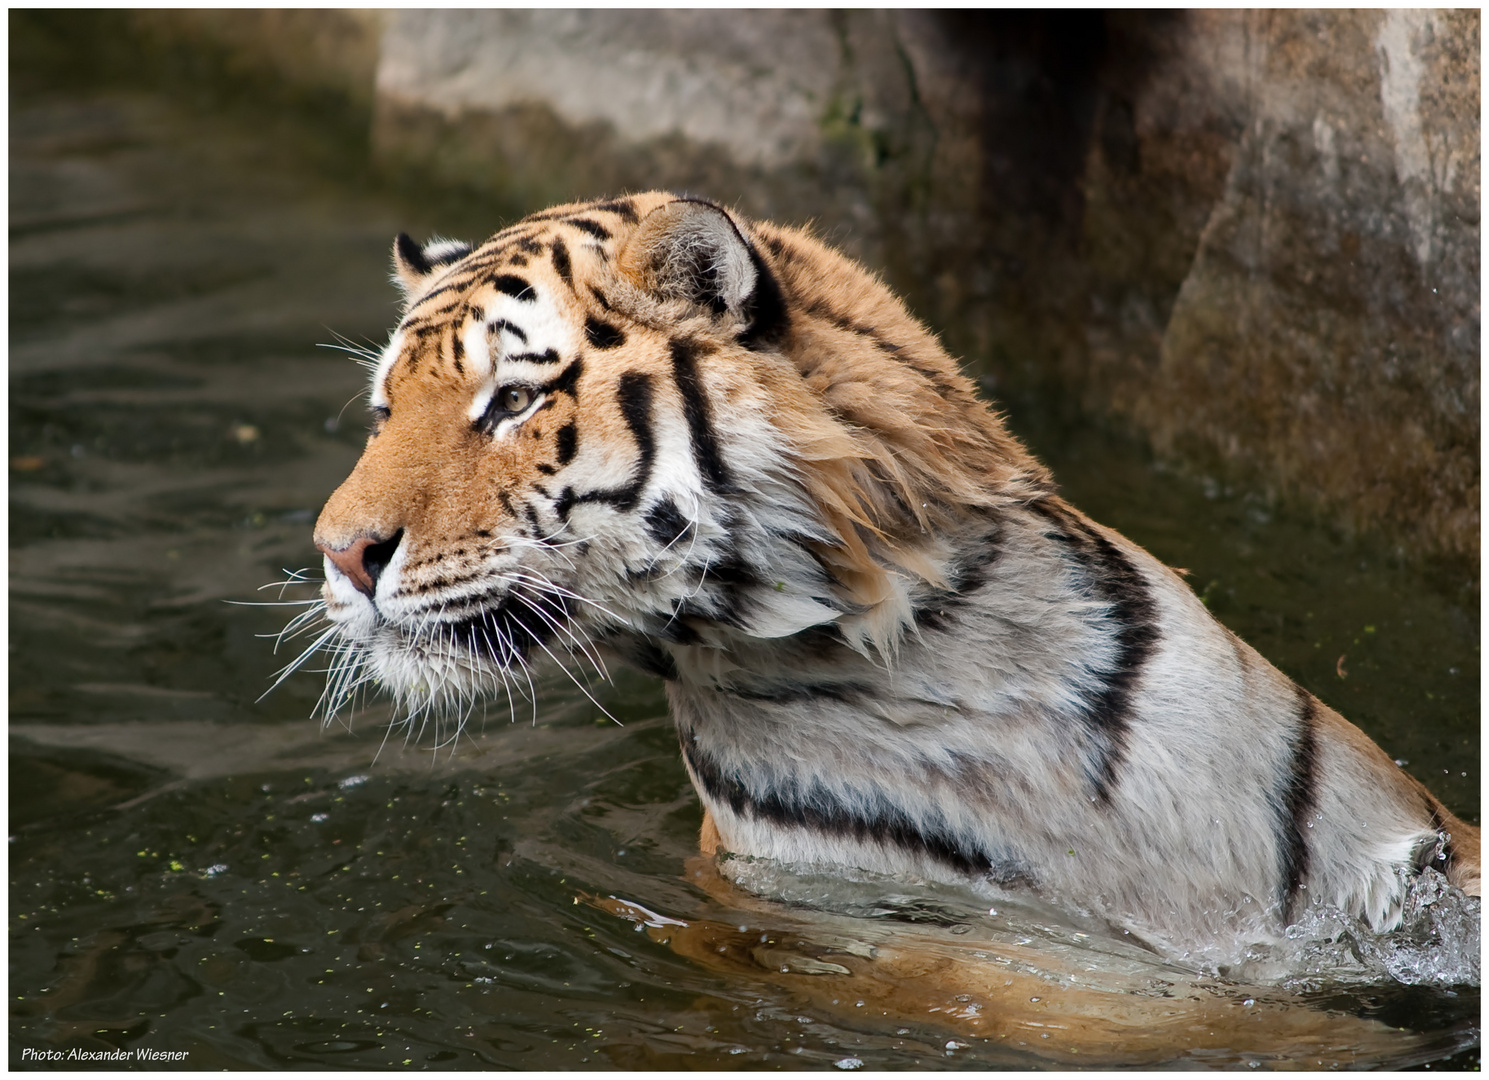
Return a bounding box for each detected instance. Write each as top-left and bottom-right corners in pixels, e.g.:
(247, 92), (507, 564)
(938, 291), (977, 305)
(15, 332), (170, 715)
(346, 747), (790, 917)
(308, 191), (1479, 959)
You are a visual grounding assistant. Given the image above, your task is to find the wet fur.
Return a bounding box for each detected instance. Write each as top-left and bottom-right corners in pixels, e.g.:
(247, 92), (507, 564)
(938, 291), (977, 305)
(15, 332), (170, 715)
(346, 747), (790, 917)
(311, 192), (1479, 956)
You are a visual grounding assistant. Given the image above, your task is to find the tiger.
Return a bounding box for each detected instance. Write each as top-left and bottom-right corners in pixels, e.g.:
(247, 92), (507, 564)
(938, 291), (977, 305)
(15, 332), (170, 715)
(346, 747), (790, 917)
(307, 190), (1479, 959)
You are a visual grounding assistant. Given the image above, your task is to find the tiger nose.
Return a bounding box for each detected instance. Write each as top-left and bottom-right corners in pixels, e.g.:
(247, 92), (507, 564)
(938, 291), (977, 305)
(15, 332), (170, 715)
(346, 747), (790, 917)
(315, 530), (404, 597)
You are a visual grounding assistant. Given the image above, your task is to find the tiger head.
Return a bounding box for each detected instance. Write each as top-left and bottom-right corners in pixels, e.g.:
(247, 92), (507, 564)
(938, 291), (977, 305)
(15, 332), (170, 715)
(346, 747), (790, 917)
(308, 192), (1046, 722)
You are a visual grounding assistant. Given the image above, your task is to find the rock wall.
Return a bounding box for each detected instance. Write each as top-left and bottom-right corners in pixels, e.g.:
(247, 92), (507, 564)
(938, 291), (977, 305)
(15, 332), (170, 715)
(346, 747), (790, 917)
(1082, 11), (1479, 565)
(101, 9), (1481, 566)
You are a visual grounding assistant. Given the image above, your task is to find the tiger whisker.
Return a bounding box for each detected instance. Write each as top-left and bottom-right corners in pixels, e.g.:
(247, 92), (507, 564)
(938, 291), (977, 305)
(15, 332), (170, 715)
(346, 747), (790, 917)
(501, 568), (629, 628)
(661, 552), (713, 633)
(258, 624), (343, 703)
(524, 626), (621, 728)
(507, 589), (609, 685)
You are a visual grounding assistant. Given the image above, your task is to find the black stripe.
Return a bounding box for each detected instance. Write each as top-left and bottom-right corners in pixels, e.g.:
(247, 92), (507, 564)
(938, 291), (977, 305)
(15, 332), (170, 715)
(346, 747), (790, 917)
(565, 217), (611, 240)
(643, 497), (690, 547)
(585, 316), (626, 350)
(1030, 501), (1159, 804)
(1279, 686), (1319, 919)
(761, 233), (789, 259)
(1080, 528), (1158, 794)
(591, 198), (639, 223)
(404, 286), (472, 322)
(551, 238), (573, 288)
(536, 358), (583, 400)
(682, 742), (1025, 883)
(805, 300), (887, 346)
(913, 522), (1003, 630)
(726, 682), (873, 705)
(491, 274), (536, 301)
(669, 340), (733, 492)
(405, 298), (467, 327)
(555, 422), (578, 466)
(439, 242), (534, 277)
(614, 638), (678, 680)
(489, 318), (527, 343)
(450, 332), (464, 374)
(405, 282), (472, 314)
(508, 349), (560, 365)
(802, 299), (956, 388)
(556, 372), (655, 516)
(402, 264), (489, 310)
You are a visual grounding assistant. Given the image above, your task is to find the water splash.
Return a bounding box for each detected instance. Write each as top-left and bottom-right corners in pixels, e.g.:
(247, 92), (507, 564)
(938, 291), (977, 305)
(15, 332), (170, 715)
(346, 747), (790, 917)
(720, 853), (1480, 991)
(1223, 867), (1480, 991)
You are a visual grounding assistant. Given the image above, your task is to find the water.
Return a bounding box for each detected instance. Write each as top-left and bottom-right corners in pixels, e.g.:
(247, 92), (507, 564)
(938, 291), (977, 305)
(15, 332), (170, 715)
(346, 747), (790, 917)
(9, 73), (1479, 1069)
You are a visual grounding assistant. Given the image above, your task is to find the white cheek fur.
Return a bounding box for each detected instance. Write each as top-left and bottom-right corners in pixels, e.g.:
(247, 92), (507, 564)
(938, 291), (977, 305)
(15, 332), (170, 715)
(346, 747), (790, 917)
(369, 329), (405, 409)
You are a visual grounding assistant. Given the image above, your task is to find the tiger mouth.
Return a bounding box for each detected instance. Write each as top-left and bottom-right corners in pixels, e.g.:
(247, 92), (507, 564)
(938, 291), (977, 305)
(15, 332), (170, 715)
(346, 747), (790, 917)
(441, 590), (573, 665)
(348, 585), (576, 669)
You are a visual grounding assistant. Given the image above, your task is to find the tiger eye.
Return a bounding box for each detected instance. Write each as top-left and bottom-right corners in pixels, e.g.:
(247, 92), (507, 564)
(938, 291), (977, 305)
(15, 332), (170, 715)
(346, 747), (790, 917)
(499, 386), (533, 413)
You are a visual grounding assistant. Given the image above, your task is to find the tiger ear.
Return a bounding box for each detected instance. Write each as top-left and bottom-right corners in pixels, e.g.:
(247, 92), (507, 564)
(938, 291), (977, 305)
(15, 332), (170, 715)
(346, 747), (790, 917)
(391, 233), (472, 298)
(618, 199), (787, 347)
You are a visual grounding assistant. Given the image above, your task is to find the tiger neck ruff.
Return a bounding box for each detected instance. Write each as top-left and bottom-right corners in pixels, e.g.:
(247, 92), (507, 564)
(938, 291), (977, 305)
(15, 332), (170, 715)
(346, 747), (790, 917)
(308, 192), (1479, 953)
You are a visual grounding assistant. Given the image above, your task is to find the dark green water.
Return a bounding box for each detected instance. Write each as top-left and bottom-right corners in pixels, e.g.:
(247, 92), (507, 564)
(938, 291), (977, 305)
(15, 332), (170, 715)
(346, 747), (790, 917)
(9, 73), (1479, 1069)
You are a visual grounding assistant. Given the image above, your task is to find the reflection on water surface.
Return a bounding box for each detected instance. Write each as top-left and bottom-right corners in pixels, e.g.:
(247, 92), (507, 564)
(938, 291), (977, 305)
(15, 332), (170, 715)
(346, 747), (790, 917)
(9, 77), (1478, 1068)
